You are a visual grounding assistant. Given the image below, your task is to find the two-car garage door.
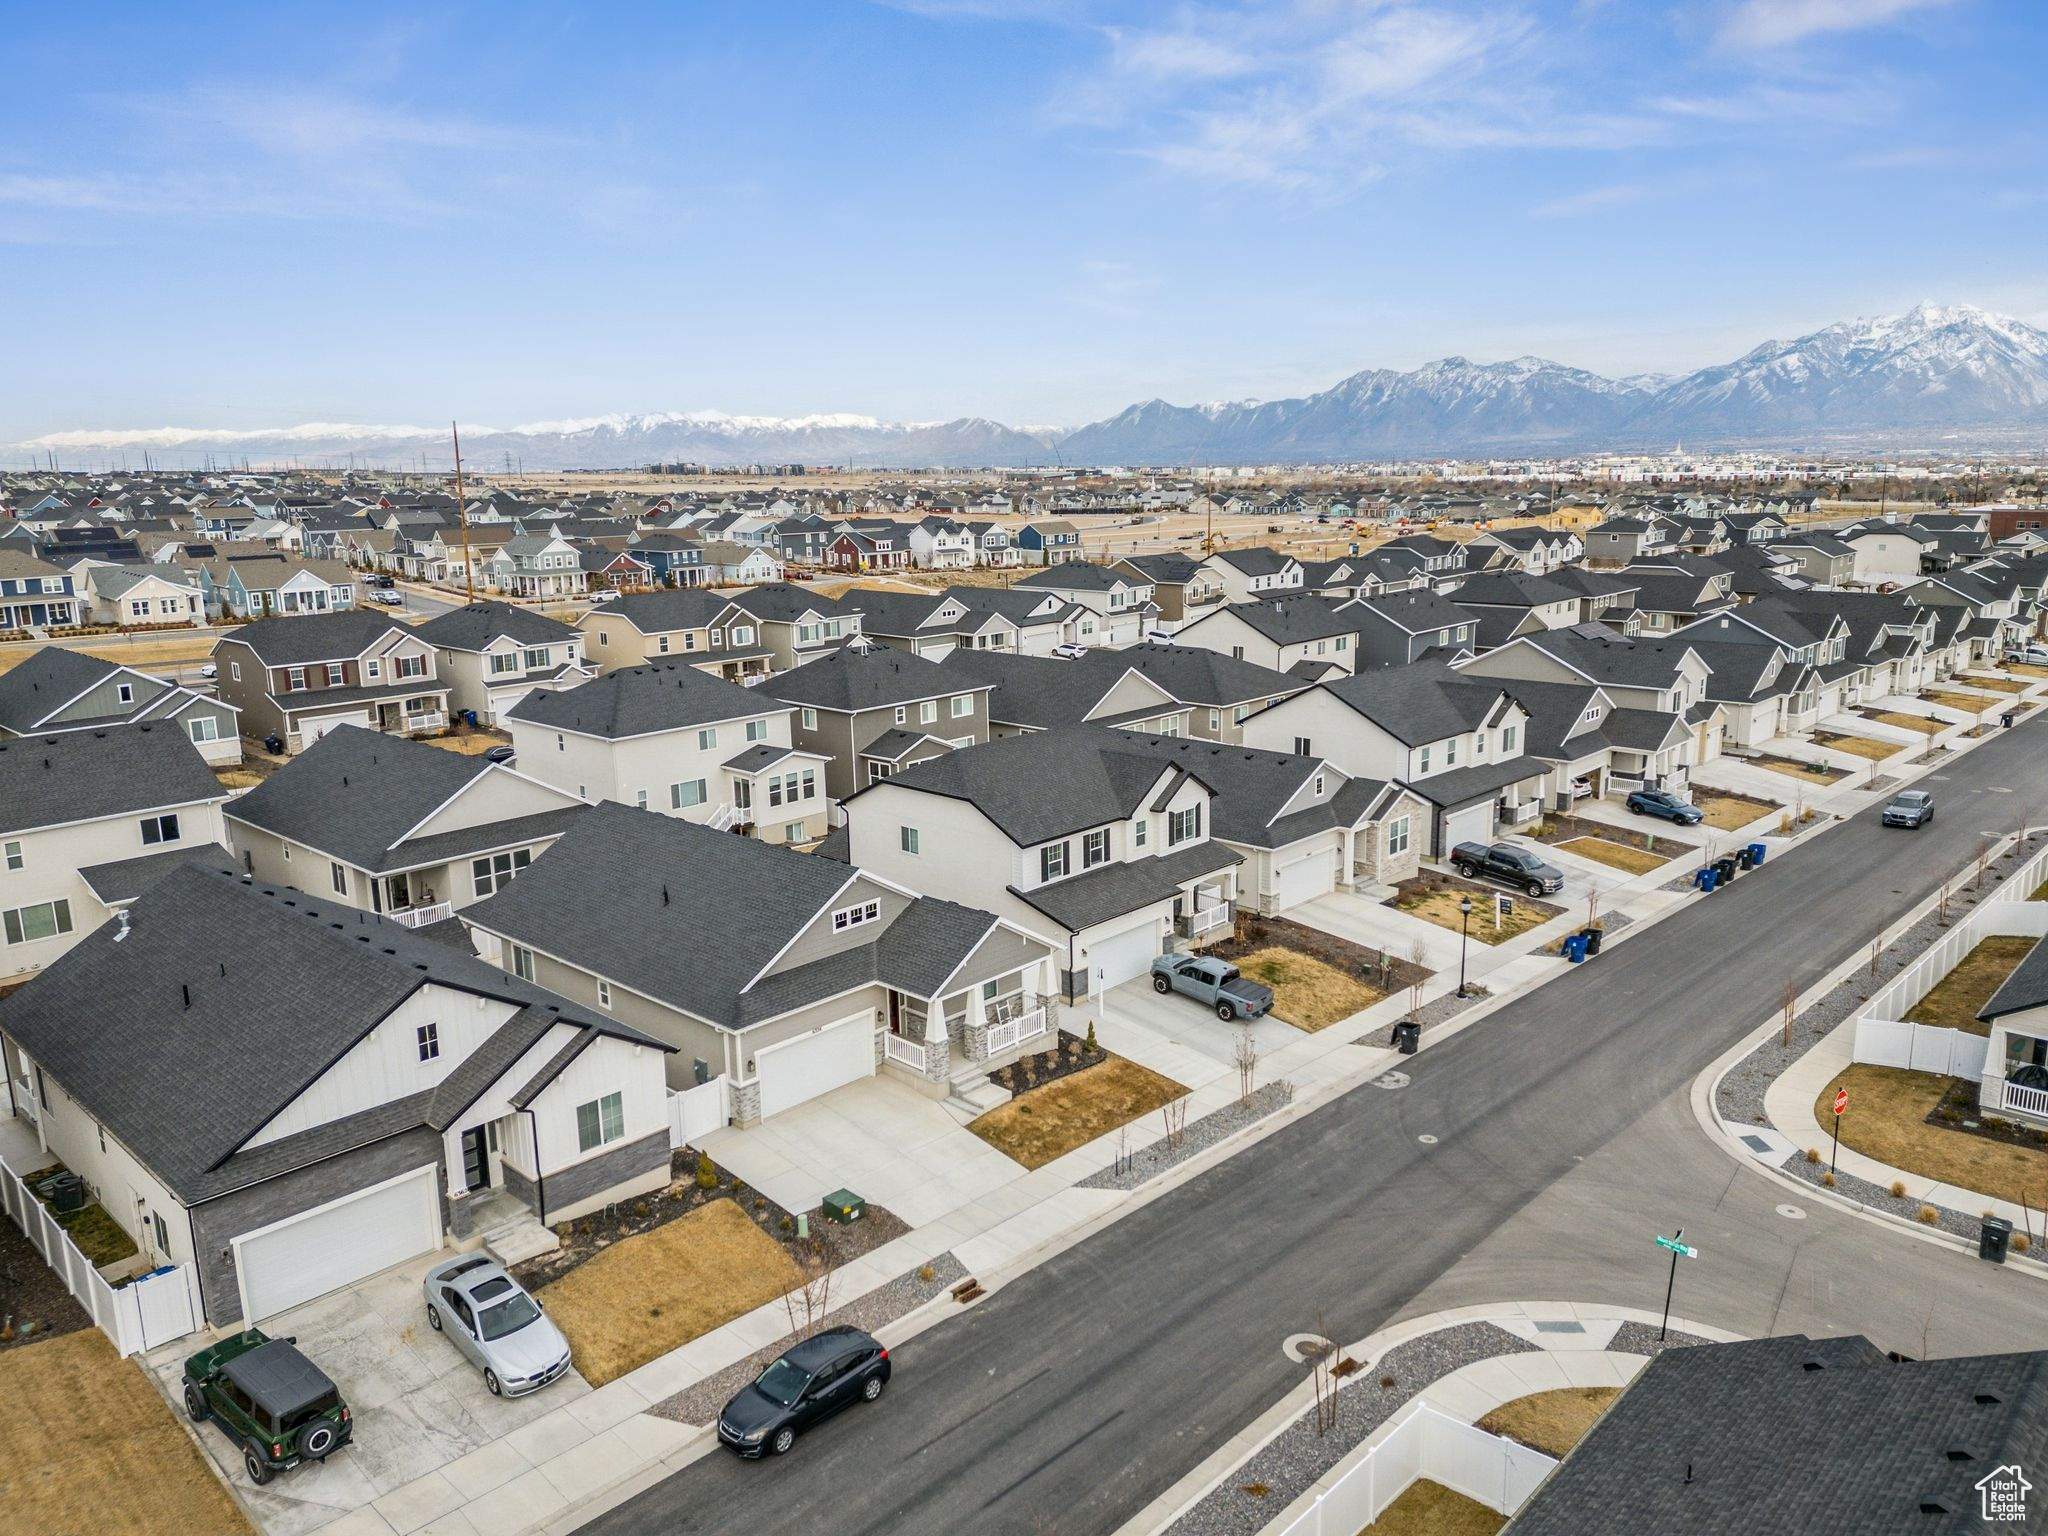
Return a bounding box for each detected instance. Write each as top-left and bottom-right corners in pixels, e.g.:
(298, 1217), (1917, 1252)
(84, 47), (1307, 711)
(1272, 846), (1337, 912)
(756, 1013), (875, 1120)
(234, 1166), (441, 1323)
(1082, 920), (1163, 993)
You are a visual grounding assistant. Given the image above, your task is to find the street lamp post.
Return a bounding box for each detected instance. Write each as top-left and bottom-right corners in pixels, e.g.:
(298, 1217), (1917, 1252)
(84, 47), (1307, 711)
(1456, 895), (1473, 997)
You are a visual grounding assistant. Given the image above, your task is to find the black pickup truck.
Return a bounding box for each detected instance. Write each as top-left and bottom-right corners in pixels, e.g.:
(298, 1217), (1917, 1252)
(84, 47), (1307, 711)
(1451, 840), (1565, 896)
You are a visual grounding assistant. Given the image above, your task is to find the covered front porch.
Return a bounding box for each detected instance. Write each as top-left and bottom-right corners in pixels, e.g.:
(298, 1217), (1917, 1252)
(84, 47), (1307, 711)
(877, 956), (1061, 1102)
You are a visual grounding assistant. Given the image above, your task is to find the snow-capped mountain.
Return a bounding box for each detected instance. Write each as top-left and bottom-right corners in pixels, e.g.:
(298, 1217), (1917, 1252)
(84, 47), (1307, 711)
(18, 304), (2048, 468)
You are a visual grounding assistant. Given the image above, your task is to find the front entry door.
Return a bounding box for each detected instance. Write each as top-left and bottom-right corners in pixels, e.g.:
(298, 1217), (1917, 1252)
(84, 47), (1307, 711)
(460, 1127), (491, 1192)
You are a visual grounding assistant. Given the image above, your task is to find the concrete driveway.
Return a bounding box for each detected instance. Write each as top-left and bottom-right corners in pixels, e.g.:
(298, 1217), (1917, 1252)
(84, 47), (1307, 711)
(696, 1073), (1022, 1229)
(1084, 975), (1297, 1090)
(148, 1252), (589, 1536)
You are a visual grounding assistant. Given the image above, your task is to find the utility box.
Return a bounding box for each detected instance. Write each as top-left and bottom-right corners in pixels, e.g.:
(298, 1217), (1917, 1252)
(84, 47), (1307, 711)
(821, 1189), (867, 1225)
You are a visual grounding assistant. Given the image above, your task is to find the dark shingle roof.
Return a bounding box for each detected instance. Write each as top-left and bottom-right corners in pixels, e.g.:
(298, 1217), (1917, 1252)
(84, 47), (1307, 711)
(1315, 661), (1511, 746)
(0, 723), (224, 837)
(223, 609), (411, 665)
(509, 662), (780, 738)
(1009, 840), (1241, 931)
(1980, 934), (2048, 1023)
(414, 600), (578, 651)
(77, 842), (240, 905)
(764, 648), (980, 713)
(0, 647), (129, 732)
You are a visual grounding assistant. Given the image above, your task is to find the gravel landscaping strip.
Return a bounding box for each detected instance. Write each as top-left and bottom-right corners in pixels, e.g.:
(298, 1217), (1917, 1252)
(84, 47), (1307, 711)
(652, 1252), (967, 1425)
(1164, 1322), (1538, 1536)
(1078, 1081), (1296, 1192)
(1352, 986), (1490, 1049)
(1607, 1320), (1713, 1357)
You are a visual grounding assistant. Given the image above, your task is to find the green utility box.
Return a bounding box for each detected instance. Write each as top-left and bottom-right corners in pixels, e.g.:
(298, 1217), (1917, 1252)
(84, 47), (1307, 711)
(821, 1189), (866, 1225)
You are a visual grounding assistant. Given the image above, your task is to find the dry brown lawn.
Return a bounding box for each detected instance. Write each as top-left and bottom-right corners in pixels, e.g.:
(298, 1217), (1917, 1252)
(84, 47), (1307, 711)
(1393, 885), (1552, 945)
(970, 1057), (1187, 1169)
(1813, 731), (1906, 761)
(1819, 1064), (2048, 1205)
(1961, 674), (2027, 693)
(421, 731), (511, 755)
(1479, 1387), (1620, 1458)
(1692, 790), (1782, 831)
(1747, 754), (1845, 785)
(1231, 946), (1383, 1031)
(1556, 836), (1667, 876)
(1863, 710), (1945, 735)
(1905, 935), (2037, 1035)
(2006, 663), (2048, 680)
(1358, 1478), (1504, 1535)
(212, 767), (267, 790)
(1921, 691), (1995, 713)
(0, 1329), (252, 1536)
(537, 1200), (803, 1386)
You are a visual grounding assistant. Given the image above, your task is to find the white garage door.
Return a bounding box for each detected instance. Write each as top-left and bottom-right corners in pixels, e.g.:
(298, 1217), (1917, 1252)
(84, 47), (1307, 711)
(756, 1013), (874, 1120)
(235, 1166), (440, 1323)
(1441, 801), (1494, 857)
(303, 711), (371, 745)
(1274, 850), (1335, 912)
(1082, 920), (1162, 993)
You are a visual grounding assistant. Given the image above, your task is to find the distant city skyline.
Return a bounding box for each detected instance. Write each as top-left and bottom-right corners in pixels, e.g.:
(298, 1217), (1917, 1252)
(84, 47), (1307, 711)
(4, 0), (2041, 437)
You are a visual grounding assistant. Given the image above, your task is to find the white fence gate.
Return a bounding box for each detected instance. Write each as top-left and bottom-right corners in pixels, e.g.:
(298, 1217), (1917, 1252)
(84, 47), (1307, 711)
(1854, 1019), (1992, 1081)
(667, 1075), (732, 1149)
(0, 1155), (200, 1356)
(1265, 1404), (1557, 1536)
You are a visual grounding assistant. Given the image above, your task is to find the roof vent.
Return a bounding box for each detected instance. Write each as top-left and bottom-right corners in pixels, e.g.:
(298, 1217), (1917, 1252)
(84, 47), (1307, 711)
(1801, 1360), (1826, 1372)
(1945, 1448), (1978, 1463)
(180, 983), (191, 1009)
(1975, 1392), (2004, 1405)
(1918, 1497), (1955, 1515)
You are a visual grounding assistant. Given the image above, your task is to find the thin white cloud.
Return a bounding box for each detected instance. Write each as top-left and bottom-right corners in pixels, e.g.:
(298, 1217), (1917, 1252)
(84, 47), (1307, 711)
(1529, 182), (1654, 219)
(1717, 0), (1954, 51)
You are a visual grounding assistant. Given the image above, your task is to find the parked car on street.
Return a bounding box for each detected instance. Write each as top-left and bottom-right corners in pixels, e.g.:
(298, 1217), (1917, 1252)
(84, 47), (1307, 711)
(2005, 644), (2048, 665)
(1625, 788), (1705, 826)
(181, 1330), (352, 1486)
(717, 1325), (890, 1457)
(1051, 642), (1088, 659)
(370, 589), (404, 606)
(587, 589), (620, 605)
(1150, 953), (1274, 1021)
(1451, 841), (1565, 896)
(423, 1254), (572, 1397)
(1882, 789), (1935, 828)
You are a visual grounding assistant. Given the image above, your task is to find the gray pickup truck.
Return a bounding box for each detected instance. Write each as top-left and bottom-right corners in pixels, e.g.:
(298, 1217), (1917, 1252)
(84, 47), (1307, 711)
(1451, 840), (1565, 896)
(1149, 954), (1274, 1022)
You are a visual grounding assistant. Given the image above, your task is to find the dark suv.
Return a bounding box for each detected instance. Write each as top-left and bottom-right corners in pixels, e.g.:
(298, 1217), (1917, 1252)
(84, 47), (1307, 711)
(717, 1325), (890, 1457)
(181, 1330), (352, 1485)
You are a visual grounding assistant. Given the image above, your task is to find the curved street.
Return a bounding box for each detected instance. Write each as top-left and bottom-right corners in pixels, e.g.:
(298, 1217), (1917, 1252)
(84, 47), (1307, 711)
(582, 718), (2048, 1536)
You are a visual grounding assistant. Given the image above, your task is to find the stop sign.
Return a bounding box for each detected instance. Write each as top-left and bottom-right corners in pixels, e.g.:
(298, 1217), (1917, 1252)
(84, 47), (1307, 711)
(1833, 1088), (1850, 1117)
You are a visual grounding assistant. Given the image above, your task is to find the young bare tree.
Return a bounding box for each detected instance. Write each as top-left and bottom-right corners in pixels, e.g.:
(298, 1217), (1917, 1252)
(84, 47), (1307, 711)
(1406, 938), (1429, 1017)
(1161, 1097), (1189, 1153)
(781, 1231), (839, 1340)
(1781, 980), (1798, 1049)
(1309, 1310), (1340, 1435)
(1233, 1026), (1258, 1108)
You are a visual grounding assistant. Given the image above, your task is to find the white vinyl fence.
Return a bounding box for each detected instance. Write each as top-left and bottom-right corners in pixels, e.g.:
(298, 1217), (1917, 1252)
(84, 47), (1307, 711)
(1264, 1404), (1558, 1536)
(0, 1155), (200, 1356)
(1852, 885), (2048, 1080)
(1853, 1019), (1990, 1080)
(667, 1075), (732, 1149)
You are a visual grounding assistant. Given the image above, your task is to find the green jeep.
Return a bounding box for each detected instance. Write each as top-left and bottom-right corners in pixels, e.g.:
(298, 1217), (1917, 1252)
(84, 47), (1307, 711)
(180, 1330), (352, 1485)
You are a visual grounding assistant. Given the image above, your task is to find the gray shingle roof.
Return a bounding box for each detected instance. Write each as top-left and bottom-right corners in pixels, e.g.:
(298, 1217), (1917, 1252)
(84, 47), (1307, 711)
(1315, 661), (1511, 746)
(413, 600), (578, 651)
(224, 609), (411, 665)
(509, 662), (781, 738)
(1980, 934), (2048, 1023)
(1014, 561), (1133, 593)
(1009, 840), (1240, 931)
(764, 648), (981, 714)
(78, 842), (240, 905)
(0, 647), (130, 732)
(1105, 733), (1392, 848)
(0, 722), (225, 837)
(597, 588), (742, 634)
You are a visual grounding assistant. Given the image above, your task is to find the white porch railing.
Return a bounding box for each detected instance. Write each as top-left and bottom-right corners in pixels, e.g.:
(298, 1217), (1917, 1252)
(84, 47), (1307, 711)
(1181, 906), (1230, 939)
(0, 1153), (200, 1355)
(987, 1007), (1048, 1055)
(883, 1034), (927, 1070)
(1500, 800), (1541, 827)
(2003, 1082), (2048, 1119)
(404, 711), (447, 732)
(389, 901), (453, 930)
(706, 803), (739, 831)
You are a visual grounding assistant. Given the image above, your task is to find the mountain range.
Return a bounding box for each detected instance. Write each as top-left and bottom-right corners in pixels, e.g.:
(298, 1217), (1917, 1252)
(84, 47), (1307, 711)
(19, 304), (2048, 470)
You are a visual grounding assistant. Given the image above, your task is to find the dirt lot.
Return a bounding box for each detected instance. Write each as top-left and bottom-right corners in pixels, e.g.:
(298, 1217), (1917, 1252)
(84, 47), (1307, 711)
(0, 1210), (90, 1353)
(1478, 1386), (1619, 1458)
(1904, 935), (2036, 1035)
(0, 1328), (253, 1536)
(970, 1057), (1186, 1169)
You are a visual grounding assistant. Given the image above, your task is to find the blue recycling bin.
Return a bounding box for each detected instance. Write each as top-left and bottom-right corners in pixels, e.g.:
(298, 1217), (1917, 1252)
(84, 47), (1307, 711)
(1696, 867), (1719, 893)
(1748, 841), (1767, 866)
(1563, 933), (1589, 963)
(463, 709), (480, 728)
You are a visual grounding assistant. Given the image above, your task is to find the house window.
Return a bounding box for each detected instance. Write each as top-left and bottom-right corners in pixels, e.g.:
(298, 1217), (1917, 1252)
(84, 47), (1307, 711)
(901, 827), (920, 855)
(230, 661), (242, 682)
(1168, 805), (1202, 845)
(1133, 819), (1147, 848)
(1083, 830), (1109, 867)
(286, 666), (307, 692)
(117, 682), (133, 704)
(746, 718), (769, 741)
(326, 663), (346, 686)
(635, 789), (648, 810)
(657, 635), (672, 654)
(416, 1023), (440, 1062)
(598, 979), (613, 1009)
(672, 779), (707, 809)
(510, 944), (536, 982)
(488, 652), (519, 675)
(697, 728), (717, 750)
(867, 762), (892, 782)
(919, 700), (938, 725)
(893, 706), (907, 725)
(575, 1091), (625, 1152)
(951, 695), (971, 718)
(1502, 725), (1518, 753)
(1418, 745), (1432, 773)
(801, 707), (817, 730)
(784, 822), (803, 842)
(1040, 843), (1069, 881)
(1293, 737), (1311, 756)
(1445, 738), (1458, 765)
(330, 862), (347, 895)
(2, 900), (71, 945)
(471, 848), (531, 897)
(1209, 709), (1222, 731)
(831, 898), (882, 932)
(0, 840), (18, 870)
(140, 814), (180, 846)
(1386, 815), (1412, 856)
(395, 653), (427, 679)
(187, 716), (220, 744)
(366, 659), (380, 679)
(1313, 773), (1325, 795)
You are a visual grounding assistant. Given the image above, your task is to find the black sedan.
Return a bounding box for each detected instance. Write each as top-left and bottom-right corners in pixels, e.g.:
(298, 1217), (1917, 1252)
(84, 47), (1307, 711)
(717, 1326), (890, 1457)
(1625, 788), (1704, 826)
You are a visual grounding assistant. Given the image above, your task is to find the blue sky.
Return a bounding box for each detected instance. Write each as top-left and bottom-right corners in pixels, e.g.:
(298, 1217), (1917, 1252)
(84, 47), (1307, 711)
(3, 0), (2042, 436)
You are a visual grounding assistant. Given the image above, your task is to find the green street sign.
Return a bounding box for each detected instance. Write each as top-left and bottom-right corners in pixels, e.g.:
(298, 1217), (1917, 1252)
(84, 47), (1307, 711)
(1655, 1235), (1698, 1259)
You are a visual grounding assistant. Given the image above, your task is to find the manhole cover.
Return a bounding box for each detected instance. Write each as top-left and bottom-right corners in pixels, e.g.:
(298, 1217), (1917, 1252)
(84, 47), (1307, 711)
(1417, 1133), (1439, 1145)
(1777, 1204), (1807, 1220)
(1282, 1332), (1336, 1363)
(1374, 1071), (1411, 1091)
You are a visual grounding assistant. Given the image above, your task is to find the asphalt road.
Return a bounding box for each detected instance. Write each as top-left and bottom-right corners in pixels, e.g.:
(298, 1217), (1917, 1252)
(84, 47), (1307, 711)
(582, 722), (2048, 1536)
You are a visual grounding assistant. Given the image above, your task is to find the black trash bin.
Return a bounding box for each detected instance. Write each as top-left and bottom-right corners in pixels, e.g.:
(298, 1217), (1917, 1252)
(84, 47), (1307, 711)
(1735, 846), (1755, 871)
(1715, 855), (1738, 885)
(1392, 1020), (1420, 1055)
(2003, 711), (2018, 729)
(1581, 927), (1604, 957)
(1981, 1215), (2013, 1264)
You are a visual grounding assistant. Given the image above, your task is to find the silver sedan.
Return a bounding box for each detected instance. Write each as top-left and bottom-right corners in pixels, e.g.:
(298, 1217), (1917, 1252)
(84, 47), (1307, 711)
(422, 1254), (573, 1397)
